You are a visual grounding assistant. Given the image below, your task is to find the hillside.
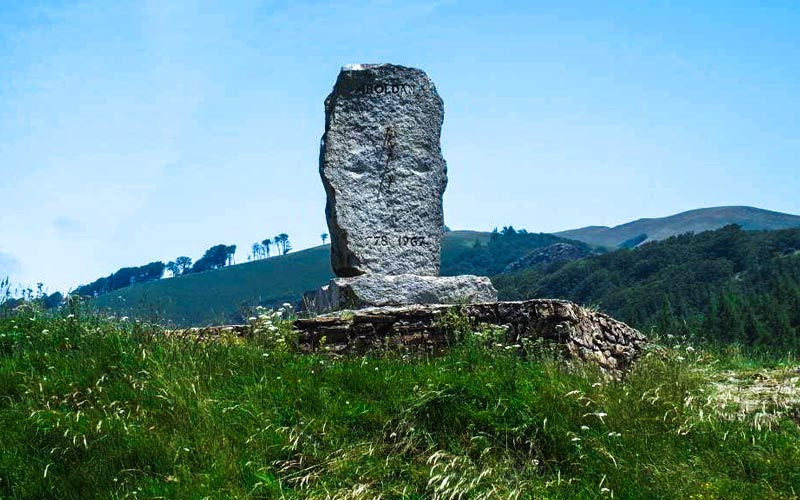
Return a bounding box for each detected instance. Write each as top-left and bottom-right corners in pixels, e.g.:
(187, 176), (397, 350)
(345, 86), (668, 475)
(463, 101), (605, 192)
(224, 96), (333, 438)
(89, 207), (800, 327)
(441, 229), (593, 276)
(92, 245), (334, 326)
(93, 230), (583, 326)
(556, 206), (800, 248)
(495, 225), (800, 349)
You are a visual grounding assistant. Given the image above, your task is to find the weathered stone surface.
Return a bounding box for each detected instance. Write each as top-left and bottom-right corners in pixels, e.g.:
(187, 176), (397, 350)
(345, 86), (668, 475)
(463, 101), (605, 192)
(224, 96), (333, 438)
(312, 274), (497, 313)
(320, 63), (446, 277)
(293, 299), (647, 372)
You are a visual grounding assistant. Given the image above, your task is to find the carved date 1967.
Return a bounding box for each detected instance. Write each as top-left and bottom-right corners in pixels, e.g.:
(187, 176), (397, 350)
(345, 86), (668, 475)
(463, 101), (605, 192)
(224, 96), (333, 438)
(370, 235), (427, 247)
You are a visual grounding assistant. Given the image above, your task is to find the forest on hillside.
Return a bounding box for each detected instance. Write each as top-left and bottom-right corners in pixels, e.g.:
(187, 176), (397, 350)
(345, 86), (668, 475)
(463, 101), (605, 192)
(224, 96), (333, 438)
(494, 225), (800, 349)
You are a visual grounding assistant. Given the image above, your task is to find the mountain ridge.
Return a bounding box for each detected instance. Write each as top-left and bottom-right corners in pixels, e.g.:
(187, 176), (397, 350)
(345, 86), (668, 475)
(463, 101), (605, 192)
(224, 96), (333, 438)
(555, 206), (800, 248)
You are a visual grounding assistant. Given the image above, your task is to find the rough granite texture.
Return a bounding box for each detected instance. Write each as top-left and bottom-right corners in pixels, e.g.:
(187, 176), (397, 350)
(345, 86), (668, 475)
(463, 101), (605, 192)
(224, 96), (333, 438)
(312, 274), (498, 313)
(320, 64), (447, 277)
(293, 299), (647, 372)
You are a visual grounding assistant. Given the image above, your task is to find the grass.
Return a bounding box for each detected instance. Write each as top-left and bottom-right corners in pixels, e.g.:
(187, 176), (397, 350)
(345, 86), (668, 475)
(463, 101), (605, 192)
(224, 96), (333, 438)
(1, 304), (799, 499)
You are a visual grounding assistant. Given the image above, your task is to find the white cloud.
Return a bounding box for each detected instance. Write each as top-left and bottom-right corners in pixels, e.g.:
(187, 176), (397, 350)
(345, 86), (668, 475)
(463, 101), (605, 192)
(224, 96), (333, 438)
(0, 250), (21, 281)
(53, 216), (86, 239)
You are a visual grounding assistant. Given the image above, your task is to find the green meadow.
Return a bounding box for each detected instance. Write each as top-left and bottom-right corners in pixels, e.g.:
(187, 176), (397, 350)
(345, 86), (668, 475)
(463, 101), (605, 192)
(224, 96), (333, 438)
(1, 302), (799, 499)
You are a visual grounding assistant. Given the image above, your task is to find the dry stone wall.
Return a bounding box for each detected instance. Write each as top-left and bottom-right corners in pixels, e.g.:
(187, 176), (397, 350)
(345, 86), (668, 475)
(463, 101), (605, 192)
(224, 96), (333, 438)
(294, 299), (646, 372)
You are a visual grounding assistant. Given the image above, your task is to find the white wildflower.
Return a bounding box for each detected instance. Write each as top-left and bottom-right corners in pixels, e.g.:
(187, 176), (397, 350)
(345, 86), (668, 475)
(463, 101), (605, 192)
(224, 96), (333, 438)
(584, 412), (607, 423)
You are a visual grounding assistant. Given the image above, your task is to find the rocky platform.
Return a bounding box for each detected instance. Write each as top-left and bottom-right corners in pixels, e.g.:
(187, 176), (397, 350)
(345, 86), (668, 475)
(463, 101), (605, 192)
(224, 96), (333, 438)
(311, 273), (497, 313)
(294, 299), (646, 372)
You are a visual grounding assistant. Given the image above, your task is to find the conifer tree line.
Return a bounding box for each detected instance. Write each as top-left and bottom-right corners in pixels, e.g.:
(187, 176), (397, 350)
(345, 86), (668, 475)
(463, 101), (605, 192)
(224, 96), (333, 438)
(248, 234), (293, 261)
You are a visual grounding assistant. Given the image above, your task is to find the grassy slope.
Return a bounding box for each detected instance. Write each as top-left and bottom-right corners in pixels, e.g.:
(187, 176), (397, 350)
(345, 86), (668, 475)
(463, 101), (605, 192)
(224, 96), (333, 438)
(556, 206), (800, 248)
(1, 308), (799, 499)
(92, 231), (493, 326)
(93, 245), (335, 326)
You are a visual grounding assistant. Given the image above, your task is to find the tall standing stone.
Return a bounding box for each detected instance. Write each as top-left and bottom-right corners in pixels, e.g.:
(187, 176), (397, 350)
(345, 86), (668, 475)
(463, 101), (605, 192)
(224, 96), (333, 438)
(320, 64), (447, 277)
(312, 63), (497, 313)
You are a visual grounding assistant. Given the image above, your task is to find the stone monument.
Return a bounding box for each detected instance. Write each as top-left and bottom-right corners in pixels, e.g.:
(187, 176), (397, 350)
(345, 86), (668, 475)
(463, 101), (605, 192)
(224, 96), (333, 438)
(313, 63), (497, 312)
(288, 63), (646, 373)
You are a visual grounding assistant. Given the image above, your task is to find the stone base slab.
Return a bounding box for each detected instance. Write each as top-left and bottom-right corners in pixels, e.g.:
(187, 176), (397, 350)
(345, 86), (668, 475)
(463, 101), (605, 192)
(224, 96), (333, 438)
(309, 274), (497, 313)
(294, 299), (646, 372)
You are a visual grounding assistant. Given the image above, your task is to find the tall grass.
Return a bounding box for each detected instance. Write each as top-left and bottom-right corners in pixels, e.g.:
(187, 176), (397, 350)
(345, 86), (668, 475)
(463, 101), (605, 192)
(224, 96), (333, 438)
(0, 304), (798, 499)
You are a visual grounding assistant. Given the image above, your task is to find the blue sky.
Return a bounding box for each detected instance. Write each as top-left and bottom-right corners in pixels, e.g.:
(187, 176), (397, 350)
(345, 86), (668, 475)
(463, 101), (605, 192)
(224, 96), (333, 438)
(1, 0), (798, 292)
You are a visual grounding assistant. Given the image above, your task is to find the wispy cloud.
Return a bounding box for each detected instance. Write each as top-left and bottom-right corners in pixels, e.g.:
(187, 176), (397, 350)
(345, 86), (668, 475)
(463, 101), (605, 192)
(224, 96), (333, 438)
(53, 216), (86, 239)
(0, 250), (21, 280)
